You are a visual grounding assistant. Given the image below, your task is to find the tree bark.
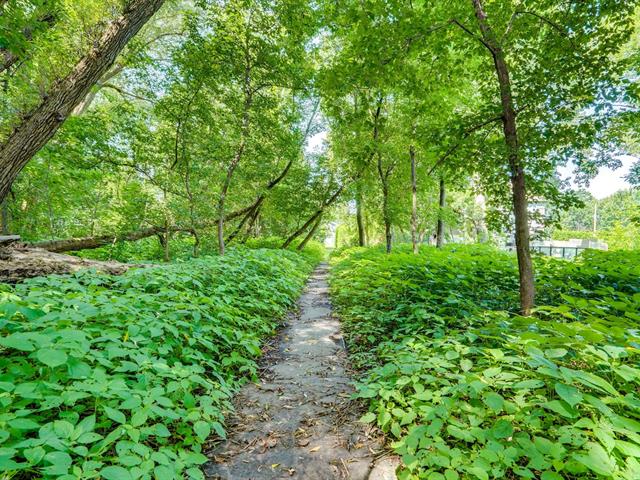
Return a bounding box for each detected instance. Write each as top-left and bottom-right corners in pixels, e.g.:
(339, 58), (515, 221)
(471, 0), (534, 315)
(32, 226), (170, 252)
(162, 224), (170, 262)
(377, 153), (392, 254)
(0, 0), (165, 204)
(436, 177), (445, 248)
(217, 64), (252, 256)
(356, 183), (365, 247)
(410, 144), (418, 254)
(297, 212), (323, 251)
(1, 200), (9, 235)
(282, 184), (344, 249)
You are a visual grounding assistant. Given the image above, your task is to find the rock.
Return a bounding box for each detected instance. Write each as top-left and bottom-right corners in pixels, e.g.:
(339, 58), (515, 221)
(368, 456), (401, 480)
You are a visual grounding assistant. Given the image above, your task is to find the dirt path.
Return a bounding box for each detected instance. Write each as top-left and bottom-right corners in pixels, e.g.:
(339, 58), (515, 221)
(205, 263), (392, 480)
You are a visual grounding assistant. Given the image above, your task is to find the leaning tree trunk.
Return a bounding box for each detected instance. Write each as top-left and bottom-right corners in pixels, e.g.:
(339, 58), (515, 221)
(436, 177), (445, 248)
(297, 212), (323, 251)
(0, 0), (166, 205)
(410, 144), (418, 254)
(471, 0), (534, 315)
(282, 184), (344, 249)
(283, 210), (322, 249)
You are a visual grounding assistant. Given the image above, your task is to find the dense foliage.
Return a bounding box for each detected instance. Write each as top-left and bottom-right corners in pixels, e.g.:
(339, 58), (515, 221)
(0, 248), (316, 479)
(331, 246), (640, 479)
(2, 0), (639, 268)
(553, 190), (640, 250)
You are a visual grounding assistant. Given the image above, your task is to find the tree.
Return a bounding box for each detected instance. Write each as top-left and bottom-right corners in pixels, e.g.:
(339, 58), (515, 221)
(0, 0), (166, 204)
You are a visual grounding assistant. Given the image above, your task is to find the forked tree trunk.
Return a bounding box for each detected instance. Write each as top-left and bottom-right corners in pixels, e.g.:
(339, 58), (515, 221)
(0, 0), (166, 204)
(471, 0), (535, 315)
(410, 144), (418, 254)
(436, 177), (445, 248)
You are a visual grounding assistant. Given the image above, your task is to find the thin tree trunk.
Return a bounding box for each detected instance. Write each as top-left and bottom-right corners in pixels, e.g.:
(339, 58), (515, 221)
(284, 210), (322, 249)
(217, 63), (252, 255)
(163, 225), (170, 262)
(471, 0), (534, 315)
(356, 184), (365, 247)
(377, 153), (392, 254)
(410, 144), (418, 254)
(436, 177), (445, 248)
(226, 196), (264, 244)
(0, 0), (166, 204)
(297, 212), (323, 251)
(282, 184), (344, 249)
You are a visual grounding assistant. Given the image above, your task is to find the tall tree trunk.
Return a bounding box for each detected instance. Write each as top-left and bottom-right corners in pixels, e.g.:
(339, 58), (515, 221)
(471, 0), (534, 315)
(217, 65), (252, 256)
(0, 0), (166, 204)
(377, 153), (392, 254)
(436, 177), (445, 248)
(356, 184), (365, 247)
(410, 144), (418, 254)
(297, 212), (323, 251)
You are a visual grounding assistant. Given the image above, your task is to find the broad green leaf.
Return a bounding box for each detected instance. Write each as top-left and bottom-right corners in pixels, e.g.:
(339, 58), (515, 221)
(101, 466), (133, 480)
(104, 407), (126, 425)
(36, 348), (68, 368)
(555, 383), (583, 407)
(573, 442), (616, 476)
(194, 421), (210, 442)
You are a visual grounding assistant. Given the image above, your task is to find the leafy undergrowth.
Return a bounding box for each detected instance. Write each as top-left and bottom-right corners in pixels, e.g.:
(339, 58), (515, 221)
(330, 245), (640, 480)
(0, 247), (316, 479)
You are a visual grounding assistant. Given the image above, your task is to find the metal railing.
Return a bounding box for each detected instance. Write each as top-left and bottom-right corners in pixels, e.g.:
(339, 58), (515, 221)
(505, 245), (588, 259)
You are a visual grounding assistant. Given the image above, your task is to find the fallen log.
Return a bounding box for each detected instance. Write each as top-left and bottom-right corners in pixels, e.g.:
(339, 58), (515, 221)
(0, 245), (144, 283)
(32, 227), (168, 253)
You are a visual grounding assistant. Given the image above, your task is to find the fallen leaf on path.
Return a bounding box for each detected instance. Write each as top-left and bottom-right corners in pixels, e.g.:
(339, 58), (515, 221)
(309, 446), (321, 452)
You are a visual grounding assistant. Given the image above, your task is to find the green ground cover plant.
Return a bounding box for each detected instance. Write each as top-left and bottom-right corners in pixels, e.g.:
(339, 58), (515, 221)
(330, 245), (640, 480)
(0, 247), (316, 479)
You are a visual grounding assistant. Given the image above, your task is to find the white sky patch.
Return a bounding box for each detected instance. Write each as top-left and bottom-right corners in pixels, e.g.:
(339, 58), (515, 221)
(306, 131), (328, 154)
(558, 155), (636, 199)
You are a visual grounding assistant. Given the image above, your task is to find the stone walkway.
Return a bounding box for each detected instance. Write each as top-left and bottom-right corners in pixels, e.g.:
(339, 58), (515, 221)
(205, 263), (394, 479)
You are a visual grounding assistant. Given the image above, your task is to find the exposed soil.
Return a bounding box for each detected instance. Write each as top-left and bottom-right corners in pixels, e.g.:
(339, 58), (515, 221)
(205, 263), (397, 480)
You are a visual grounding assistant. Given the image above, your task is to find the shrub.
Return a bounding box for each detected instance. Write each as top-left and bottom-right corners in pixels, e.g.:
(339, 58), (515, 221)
(0, 248), (314, 479)
(331, 244), (640, 479)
